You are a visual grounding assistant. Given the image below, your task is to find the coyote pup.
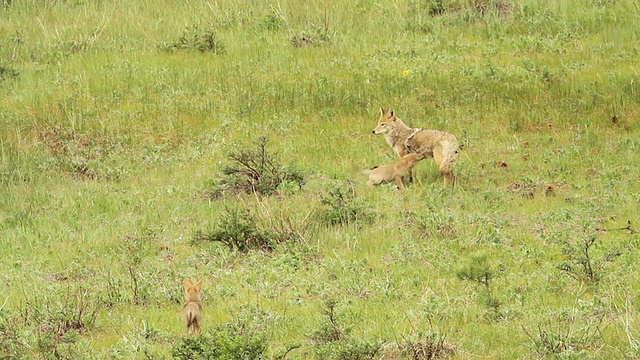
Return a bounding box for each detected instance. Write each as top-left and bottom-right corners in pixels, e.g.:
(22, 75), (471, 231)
(182, 279), (203, 336)
(372, 107), (459, 189)
(363, 153), (426, 190)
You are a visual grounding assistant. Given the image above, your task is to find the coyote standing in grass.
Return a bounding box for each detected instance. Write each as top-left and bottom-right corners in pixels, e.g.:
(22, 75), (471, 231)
(363, 153), (425, 190)
(182, 279), (203, 336)
(372, 107), (460, 191)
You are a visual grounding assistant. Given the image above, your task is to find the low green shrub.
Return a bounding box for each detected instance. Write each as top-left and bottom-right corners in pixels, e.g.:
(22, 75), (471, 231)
(523, 319), (603, 357)
(0, 310), (26, 359)
(10, 286), (100, 359)
(457, 253), (503, 321)
(172, 324), (267, 360)
(161, 24), (226, 54)
(310, 299), (382, 360)
(558, 231), (622, 283)
(317, 183), (373, 226)
(206, 136), (305, 198)
(192, 202), (313, 252)
(398, 330), (455, 359)
(172, 308), (272, 360)
(192, 207), (274, 252)
(0, 65), (19, 81)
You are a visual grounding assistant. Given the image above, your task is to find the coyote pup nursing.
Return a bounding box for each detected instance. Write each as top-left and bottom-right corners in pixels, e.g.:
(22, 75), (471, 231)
(372, 107), (460, 189)
(363, 153), (425, 190)
(182, 279), (203, 336)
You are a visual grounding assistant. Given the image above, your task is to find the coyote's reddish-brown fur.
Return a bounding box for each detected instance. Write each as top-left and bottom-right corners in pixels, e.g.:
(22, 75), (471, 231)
(363, 153), (425, 190)
(373, 107), (460, 189)
(182, 279), (203, 336)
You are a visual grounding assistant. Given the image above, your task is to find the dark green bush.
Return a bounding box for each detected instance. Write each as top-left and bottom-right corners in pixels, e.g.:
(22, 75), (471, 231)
(193, 202), (314, 253)
(398, 331), (455, 359)
(0, 65), (19, 81)
(161, 24), (226, 54)
(318, 183), (373, 226)
(523, 319), (603, 357)
(192, 207), (274, 252)
(9, 286), (101, 359)
(207, 136), (305, 198)
(172, 326), (267, 360)
(315, 339), (381, 360)
(290, 14), (332, 48)
(0, 311), (26, 359)
(172, 316), (268, 360)
(457, 253), (503, 321)
(558, 231), (622, 283)
(310, 300), (382, 360)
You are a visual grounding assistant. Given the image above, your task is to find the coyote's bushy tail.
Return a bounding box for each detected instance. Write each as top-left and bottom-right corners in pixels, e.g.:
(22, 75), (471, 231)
(186, 310), (198, 332)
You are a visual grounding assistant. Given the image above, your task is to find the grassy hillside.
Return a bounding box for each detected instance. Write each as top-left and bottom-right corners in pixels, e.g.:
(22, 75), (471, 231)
(1, 0), (639, 358)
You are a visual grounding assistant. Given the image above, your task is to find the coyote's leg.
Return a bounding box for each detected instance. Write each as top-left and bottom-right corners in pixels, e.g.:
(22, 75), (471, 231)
(394, 176), (405, 190)
(403, 149), (415, 183)
(433, 146), (444, 170)
(442, 172), (453, 187)
(435, 144), (456, 187)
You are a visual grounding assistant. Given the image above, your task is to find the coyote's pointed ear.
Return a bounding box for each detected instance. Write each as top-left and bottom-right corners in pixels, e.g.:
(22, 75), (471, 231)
(184, 279), (192, 290)
(388, 108), (395, 118)
(194, 279), (203, 291)
(379, 107), (386, 116)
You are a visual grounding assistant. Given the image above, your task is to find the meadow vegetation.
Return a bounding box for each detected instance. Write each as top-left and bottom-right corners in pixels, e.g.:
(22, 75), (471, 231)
(1, 0), (639, 358)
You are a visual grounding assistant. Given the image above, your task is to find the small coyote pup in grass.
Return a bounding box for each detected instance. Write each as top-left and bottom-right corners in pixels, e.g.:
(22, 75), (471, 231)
(182, 279), (203, 336)
(363, 153), (425, 190)
(373, 107), (460, 191)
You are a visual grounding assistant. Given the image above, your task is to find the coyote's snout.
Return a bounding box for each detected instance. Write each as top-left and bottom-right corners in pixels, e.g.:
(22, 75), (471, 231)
(363, 153), (426, 190)
(373, 107), (460, 190)
(182, 279), (203, 336)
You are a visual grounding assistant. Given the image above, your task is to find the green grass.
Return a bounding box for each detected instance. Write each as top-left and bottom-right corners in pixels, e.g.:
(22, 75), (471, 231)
(1, 0), (640, 358)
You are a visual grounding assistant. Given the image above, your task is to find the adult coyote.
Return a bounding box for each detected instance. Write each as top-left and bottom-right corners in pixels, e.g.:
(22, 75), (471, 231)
(373, 107), (459, 190)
